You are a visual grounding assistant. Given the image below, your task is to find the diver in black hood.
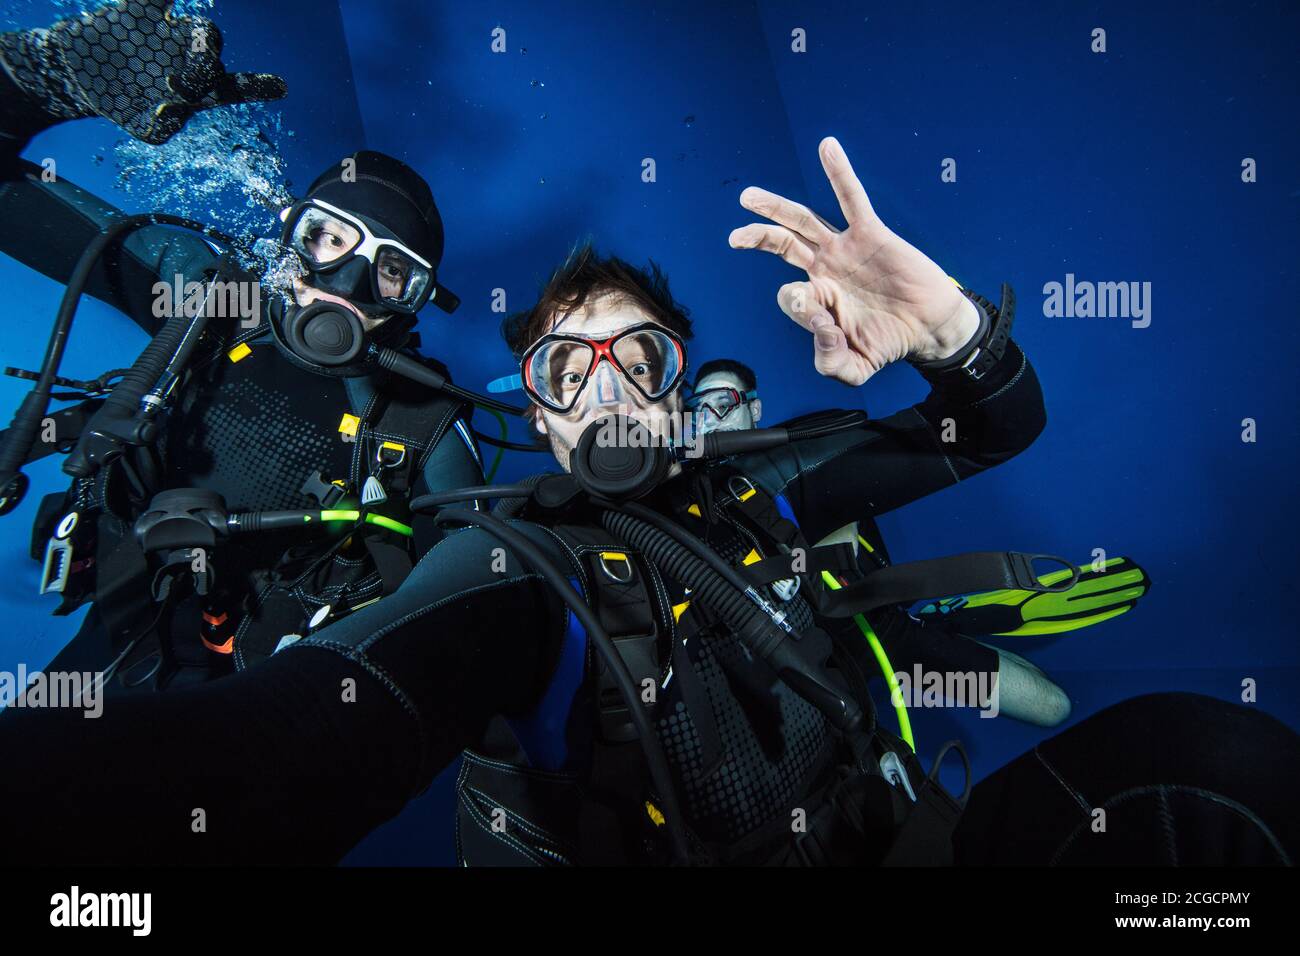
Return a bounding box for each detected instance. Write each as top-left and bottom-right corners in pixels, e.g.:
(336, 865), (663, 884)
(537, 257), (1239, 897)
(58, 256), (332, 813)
(0, 0), (487, 688)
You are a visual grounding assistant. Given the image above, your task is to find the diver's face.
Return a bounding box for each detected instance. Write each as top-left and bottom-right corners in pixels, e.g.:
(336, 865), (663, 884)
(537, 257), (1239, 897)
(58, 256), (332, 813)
(531, 296), (685, 474)
(286, 206), (397, 330)
(294, 212), (412, 302)
(693, 370), (761, 436)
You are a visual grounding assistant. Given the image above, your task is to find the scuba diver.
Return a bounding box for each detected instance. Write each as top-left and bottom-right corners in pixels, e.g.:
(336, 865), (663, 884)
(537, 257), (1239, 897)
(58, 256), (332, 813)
(0, 1), (491, 689)
(685, 359), (1148, 729)
(687, 359), (763, 436)
(0, 134), (1295, 868)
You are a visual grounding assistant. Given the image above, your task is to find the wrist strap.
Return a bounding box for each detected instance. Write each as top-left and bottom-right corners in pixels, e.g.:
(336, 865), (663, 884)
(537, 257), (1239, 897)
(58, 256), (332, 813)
(911, 283), (1016, 381)
(910, 294), (990, 373)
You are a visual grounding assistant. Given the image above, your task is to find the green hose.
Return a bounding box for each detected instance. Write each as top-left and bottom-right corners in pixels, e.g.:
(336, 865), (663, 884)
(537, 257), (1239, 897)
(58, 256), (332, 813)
(820, 570), (914, 751)
(483, 408), (508, 482)
(318, 510), (413, 537)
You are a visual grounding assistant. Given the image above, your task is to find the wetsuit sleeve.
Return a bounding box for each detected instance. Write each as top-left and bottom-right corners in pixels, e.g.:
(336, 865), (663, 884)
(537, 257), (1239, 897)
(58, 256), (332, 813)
(0, 523), (569, 864)
(742, 339), (1046, 543)
(409, 416), (487, 556)
(0, 67), (221, 335)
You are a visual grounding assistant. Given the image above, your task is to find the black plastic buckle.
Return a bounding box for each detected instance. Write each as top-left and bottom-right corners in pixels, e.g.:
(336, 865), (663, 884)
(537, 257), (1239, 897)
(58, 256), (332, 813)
(300, 471), (346, 508)
(1008, 553), (1079, 593)
(964, 283), (1016, 381)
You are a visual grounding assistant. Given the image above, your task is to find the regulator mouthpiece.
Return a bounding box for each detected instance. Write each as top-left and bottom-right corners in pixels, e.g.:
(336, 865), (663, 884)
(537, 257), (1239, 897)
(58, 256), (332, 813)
(571, 415), (675, 501)
(285, 301), (368, 368)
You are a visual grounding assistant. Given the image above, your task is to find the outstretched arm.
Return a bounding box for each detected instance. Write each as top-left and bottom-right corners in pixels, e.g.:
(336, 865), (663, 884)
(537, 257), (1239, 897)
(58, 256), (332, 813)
(743, 337), (1044, 543)
(0, 523), (567, 864)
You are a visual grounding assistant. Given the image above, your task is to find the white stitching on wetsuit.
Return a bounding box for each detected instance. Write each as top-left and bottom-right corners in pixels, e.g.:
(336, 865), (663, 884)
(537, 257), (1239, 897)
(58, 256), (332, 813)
(457, 787), (549, 866)
(233, 578), (280, 669)
(463, 783), (577, 857)
(971, 349), (1027, 407)
(1033, 745), (1094, 817)
(463, 749), (580, 783)
(1046, 784), (1293, 867)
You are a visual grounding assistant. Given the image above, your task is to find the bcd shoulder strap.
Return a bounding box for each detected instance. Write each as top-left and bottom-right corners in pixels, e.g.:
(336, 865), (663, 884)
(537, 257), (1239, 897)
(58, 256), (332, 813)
(549, 523), (665, 744)
(351, 368), (475, 594)
(361, 368), (474, 496)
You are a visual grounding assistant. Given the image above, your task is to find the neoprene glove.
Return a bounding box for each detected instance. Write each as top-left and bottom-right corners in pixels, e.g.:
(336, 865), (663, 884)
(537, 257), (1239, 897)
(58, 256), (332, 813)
(0, 0), (287, 145)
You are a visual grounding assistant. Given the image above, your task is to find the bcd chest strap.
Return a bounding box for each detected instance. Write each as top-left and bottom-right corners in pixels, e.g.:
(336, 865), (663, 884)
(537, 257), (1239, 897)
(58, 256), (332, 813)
(710, 465), (1079, 619)
(816, 550), (1079, 618)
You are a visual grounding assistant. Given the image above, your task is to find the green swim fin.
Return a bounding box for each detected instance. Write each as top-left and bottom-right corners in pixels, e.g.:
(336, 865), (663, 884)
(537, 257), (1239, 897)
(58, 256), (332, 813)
(917, 556), (1151, 637)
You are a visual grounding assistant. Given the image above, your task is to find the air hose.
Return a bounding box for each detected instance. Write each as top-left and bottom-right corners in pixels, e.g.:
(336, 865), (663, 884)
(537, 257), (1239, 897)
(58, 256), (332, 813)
(372, 347), (528, 417)
(821, 571), (914, 751)
(482, 409), (508, 481)
(410, 483), (539, 512)
(690, 409), (868, 460)
(227, 509), (413, 537)
(0, 212), (238, 495)
(599, 505), (865, 735)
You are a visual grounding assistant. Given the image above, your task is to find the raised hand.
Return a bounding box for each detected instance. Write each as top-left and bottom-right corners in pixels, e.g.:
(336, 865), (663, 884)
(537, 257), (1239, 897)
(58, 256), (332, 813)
(729, 137), (980, 386)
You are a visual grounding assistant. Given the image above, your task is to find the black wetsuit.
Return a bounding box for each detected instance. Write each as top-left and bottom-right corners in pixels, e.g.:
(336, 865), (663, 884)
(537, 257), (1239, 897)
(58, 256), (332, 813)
(0, 70), (485, 683)
(0, 332), (1295, 865)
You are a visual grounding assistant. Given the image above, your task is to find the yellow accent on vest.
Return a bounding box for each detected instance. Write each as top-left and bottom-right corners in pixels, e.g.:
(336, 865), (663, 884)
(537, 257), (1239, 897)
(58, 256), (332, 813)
(672, 600), (691, 623)
(742, 548), (761, 566)
(645, 801), (665, 827)
(338, 413), (361, 437)
(380, 440), (406, 453)
(227, 342), (252, 363)
(687, 503), (701, 518)
(599, 551), (629, 563)
(737, 488), (757, 502)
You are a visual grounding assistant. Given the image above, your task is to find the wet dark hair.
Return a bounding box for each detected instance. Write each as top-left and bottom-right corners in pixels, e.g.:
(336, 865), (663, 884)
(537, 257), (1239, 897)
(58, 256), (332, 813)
(694, 358), (757, 392)
(502, 242), (694, 360)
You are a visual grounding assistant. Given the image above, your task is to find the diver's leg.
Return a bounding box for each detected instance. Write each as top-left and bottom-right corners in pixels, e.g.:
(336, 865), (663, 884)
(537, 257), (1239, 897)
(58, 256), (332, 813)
(954, 692), (1300, 865)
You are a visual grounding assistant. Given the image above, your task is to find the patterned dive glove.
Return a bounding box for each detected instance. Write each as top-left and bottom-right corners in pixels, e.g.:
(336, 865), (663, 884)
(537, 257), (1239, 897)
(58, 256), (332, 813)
(0, 0), (287, 145)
